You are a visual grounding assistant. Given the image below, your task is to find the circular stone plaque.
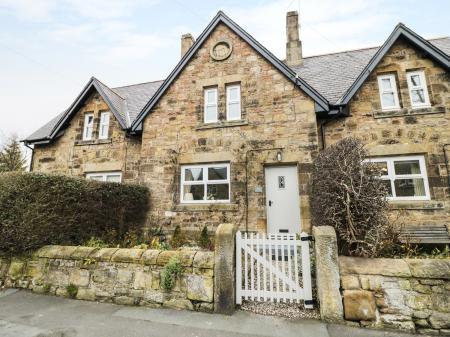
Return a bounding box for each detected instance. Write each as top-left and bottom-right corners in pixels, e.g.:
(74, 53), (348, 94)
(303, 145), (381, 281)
(210, 40), (232, 61)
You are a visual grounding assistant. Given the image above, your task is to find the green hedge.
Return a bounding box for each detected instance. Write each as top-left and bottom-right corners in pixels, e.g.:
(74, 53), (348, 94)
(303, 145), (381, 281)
(0, 172), (149, 255)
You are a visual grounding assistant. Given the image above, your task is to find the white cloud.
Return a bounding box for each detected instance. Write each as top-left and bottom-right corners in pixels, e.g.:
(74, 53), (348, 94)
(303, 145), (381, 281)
(0, 0), (56, 20)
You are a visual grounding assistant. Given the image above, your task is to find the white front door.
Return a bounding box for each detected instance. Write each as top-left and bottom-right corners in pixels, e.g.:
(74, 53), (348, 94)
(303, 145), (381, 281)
(265, 166), (301, 234)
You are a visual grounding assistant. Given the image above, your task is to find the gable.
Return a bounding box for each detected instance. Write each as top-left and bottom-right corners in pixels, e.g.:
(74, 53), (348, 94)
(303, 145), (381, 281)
(131, 11), (329, 132)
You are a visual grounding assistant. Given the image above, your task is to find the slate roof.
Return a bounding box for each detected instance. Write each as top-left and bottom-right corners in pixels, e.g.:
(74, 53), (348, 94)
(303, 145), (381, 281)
(292, 37), (450, 104)
(23, 19), (450, 144)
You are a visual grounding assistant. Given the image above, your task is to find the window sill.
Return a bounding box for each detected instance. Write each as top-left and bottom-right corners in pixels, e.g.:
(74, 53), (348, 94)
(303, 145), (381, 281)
(389, 200), (444, 210)
(173, 203), (239, 212)
(75, 138), (112, 146)
(196, 120), (248, 130)
(373, 105), (445, 119)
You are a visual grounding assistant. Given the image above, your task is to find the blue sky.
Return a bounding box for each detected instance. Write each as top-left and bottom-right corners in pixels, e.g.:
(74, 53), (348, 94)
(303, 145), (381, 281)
(0, 0), (449, 143)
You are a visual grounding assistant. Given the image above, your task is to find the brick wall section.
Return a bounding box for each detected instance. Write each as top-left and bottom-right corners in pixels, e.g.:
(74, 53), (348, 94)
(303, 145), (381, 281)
(0, 246), (214, 312)
(32, 92), (141, 183)
(322, 38), (450, 226)
(140, 23), (319, 234)
(339, 256), (450, 335)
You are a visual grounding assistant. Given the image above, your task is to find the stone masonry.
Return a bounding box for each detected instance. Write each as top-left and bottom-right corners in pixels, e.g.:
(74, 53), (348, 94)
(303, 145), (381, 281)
(322, 38), (450, 227)
(0, 246), (214, 312)
(339, 256), (450, 335)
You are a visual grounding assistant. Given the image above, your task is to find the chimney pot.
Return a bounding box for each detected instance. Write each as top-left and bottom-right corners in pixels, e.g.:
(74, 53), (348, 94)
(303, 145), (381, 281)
(181, 33), (195, 57)
(286, 11), (302, 67)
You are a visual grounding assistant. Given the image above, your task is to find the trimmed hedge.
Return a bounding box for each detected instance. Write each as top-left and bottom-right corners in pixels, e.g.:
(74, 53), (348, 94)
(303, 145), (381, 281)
(0, 172), (149, 255)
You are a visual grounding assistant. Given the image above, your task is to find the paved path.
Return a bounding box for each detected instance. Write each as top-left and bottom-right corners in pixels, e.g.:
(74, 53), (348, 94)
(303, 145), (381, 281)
(0, 289), (422, 337)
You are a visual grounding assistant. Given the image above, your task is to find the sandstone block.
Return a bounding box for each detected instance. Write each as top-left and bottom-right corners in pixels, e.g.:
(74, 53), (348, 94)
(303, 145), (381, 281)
(143, 290), (164, 304)
(111, 249), (145, 263)
(156, 251), (179, 266)
(343, 290), (377, 321)
(114, 296), (136, 306)
(69, 269), (90, 287)
(34, 246), (77, 259)
(339, 257), (411, 277)
(193, 252), (214, 269)
(116, 269), (133, 283)
(429, 312), (450, 329)
(71, 247), (99, 259)
(76, 288), (96, 301)
(405, 294), (430, 310)
(186, 275), (213, 302)
(163, 298), (194, 310)
(431, 293), (450, 312)
(405, 259), (450, 279)
(341, 275), (360, 290)
(142, 250), (161, 265)
(89, 248), (120, 262)
(7, 259), (25, 280)
(151, 271), (160, 290)
(178, 250), (196, 267)
(133, 271), (152, 290)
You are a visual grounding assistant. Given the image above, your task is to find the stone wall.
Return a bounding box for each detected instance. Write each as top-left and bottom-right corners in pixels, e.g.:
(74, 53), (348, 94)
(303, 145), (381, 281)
(32, 92), (141, 183)
(322, 37), (450, 227)
(339, 256), (450, 335)
(140, 22), (319, 234)
(0, 246), (214, 312)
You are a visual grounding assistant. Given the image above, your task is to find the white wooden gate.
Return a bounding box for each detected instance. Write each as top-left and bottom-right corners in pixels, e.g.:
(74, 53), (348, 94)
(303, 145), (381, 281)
(236, 231), (313, 308)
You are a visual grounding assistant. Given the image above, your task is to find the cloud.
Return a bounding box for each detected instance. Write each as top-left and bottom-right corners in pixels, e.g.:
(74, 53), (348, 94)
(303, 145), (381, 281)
(0, 0), (56, 20)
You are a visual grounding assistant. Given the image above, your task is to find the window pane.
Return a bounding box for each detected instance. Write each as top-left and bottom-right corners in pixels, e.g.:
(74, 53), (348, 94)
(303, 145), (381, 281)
(228, 102), (240, 120)
(394, 160), (421, 175)
(207, 90), (216, 103)
(382, 93), (395, 107)
(183, 184), (204, 201)
(373, 162), (389, 176)
(410, 74), (421, 86)
(411, 89), (425, 104)
(228, 87), (239, 100)
(88, 176), (103, 181)
(208, 166), (227, 180)
(106, 175), (121, 182)
(184, 168), (203, 181)
(394, 178), (426, 197)
(381, 179), (393, 197)
(205, 106), (217, 122)
(207, 184), (229, 200)
(87, 115), (93, 125)
(381, 78), (392, 90)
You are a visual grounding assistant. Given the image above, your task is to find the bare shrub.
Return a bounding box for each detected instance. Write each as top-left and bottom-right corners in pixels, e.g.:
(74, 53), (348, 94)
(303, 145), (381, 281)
(311, 137), (398, 257)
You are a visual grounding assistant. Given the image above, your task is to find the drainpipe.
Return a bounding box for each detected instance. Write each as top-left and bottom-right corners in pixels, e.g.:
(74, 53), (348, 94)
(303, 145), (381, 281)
(444, 144), (450, 192)
(24, 142), (34, 172)
(319, 106), (347, 150)
(245, 147), (283, 234)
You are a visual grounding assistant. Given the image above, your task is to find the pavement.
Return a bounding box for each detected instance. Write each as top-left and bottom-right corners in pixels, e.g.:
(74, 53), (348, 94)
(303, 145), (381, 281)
(0, 289), (422, 337)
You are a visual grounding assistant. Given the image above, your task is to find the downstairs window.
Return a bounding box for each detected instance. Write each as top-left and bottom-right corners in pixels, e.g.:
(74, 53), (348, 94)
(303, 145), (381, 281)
(86, 171), (122, 183)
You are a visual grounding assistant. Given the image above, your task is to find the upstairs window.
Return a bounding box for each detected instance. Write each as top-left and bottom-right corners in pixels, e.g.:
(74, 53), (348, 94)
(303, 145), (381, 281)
(86, 171), (122, 183)
(181, 163), (230, 203)
(204, 87), (218, 123)
(377, 74), (400, 111)
(368, 155), (430, 201)
(226, 84), (241, 121)
(407, 70), (430, 108)
(99, 112), (110, 139)
(83, 113), (94, 140)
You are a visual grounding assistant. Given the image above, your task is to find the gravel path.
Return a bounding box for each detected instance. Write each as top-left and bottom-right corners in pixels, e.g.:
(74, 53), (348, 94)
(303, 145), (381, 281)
(240, 300), (321, 320)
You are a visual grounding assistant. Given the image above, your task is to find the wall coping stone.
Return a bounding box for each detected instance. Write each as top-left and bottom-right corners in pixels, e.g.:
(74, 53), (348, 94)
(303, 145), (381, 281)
(339, 256), (411, 278)
(405, 258), (450, 279)
(34, 245), (78, 259)
(89, 248), (120, 262)
(110, 248), (146, 263)
(194, 251), (214, 269)
(142, 250), (161, 265)
(71, 247), (99, 259)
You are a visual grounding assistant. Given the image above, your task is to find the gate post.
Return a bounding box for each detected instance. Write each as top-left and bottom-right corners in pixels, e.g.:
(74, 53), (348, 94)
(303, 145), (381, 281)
(214, 223), (237, 315)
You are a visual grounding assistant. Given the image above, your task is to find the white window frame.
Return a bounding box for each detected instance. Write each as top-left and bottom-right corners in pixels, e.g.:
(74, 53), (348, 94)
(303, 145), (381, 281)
(86, 171), (122, 183)
(367, 155), (430, 201)
(406, 70), (431, 109)
(180, 163), (230, 204)
(98, 111), (110, 139)
(226, 84), (241, 121)
(204, 87), (218, 123)
(83, 113), (94, 141)
(377, 74), (400, 111)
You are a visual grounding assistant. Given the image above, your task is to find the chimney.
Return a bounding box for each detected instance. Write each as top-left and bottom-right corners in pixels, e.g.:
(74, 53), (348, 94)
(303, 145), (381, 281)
(181, 33), (195, 57)
(286, 11), (302, 67)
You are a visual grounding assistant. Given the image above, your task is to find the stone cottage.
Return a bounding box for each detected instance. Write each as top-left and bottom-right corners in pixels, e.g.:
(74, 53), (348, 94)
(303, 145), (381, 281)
(23, 11), (450, 238)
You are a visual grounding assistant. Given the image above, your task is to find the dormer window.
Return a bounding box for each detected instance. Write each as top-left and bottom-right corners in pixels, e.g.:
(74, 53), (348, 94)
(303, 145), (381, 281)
(83, 113), (94, 140)
(377, 74), (400, 111)
(99, 112), (110, 139)
(204, 87), (218, 123)
(407, 70), (430, 108)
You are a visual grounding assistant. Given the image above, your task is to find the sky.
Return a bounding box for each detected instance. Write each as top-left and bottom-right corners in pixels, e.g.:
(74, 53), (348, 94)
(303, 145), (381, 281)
(0, 0), (449, 145)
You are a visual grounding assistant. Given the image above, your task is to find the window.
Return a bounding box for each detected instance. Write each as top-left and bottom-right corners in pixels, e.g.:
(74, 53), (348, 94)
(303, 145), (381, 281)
(226, 84), (241, 121)
(407, 70), (430, 108)
(86, 171), (122, 183)
(377, 74), (400, 111)
(99, 112), (110, 139)
(204, 87), (218, 123)
(83, 113), (94, 140)
(367, 156), (430, 201)
(181, 163), (230, 203)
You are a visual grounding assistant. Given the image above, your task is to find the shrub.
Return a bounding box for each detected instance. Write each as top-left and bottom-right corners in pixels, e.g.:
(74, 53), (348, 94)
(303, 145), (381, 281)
(66, 284), (78, 298)
(0, 172), (149, 255)
(170, 225), (186, 248)
(311, 137), (396, 257)
(161, 256), (183, 291)
(198, 226), (213, 250)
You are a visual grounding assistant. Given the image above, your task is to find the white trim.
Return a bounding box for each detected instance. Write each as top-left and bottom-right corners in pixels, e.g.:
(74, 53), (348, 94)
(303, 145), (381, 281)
(226, 84), (241, 121)
(377, 74), (400, 111)
(406, 70), (431, 108)
(204, 87), (218, 123)
(180, 163), (230, 203)
(367, 155), (430, 201)
(86, 171), (122, 183)
(83, 113), (94, 141)
(98, 111), (110, 140)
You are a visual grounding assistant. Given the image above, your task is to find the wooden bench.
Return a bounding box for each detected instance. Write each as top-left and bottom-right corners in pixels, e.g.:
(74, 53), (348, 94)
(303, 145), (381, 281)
(399, 224), (450, 244)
